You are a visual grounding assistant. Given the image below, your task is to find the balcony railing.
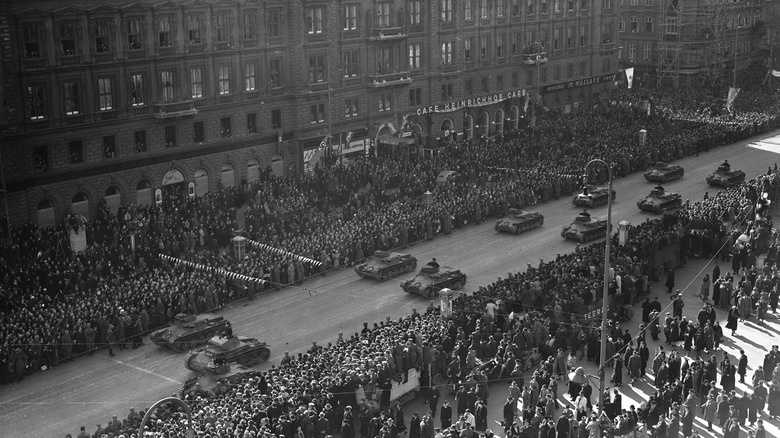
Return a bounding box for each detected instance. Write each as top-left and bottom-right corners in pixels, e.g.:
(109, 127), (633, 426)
(245, 90), (261, 99)
(601, 42), (616, 52)
(370, 27), (407, 41)
(60, 55), (79, 65)
(128, 49), (145, 59)
(522, 53), (549, 64)
(218, 94), (235, 104)
(99, 110), (118, 121)
(215, 41), (232, 51)
(24, 58), (47, 70)
(27, 119), (49, 130)
(268, 36), (283, 46)
(369, 71), (412, 87)
(95, 52), (113, 62)
(187, 44), (204, 53)
(130, 106), (149, 116)
(65, 114), (86, 125)
(153, 100), (198, 119)
(242, 39), (258, 48)
(158, 46), (175, 56)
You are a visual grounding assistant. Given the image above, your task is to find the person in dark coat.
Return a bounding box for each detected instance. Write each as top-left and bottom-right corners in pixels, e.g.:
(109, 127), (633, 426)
(665, 269), (675, 294)
(502, 397), (515, 431)
(726, 306), (740, 335)
(738, 350), (748, 383)
(440, 400), (452, 429)
(409, 412), (421, 438)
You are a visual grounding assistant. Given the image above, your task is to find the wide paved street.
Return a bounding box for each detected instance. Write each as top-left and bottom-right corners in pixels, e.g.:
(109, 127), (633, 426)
(4, 130), (780, 438)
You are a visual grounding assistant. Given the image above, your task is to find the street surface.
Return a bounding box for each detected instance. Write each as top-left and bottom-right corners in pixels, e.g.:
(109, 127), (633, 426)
(3, 131), (780, 438)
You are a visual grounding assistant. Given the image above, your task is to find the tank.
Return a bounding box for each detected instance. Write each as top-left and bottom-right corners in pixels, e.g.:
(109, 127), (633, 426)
(186, 335), (270, 373)
(561, 211), (610, 243)
(401, 265), (467, 299)
(572, 184), (616, 208)
(495, 208), (544, 234)
(355, 251), (418, 280)
(637, 185), (683, 214)
(644, 162), (684, 183)
(150, 313), (232, 352)
(706, 161), (745, 188)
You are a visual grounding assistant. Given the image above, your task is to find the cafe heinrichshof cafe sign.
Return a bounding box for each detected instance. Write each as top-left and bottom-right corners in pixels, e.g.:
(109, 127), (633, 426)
(412, 89), (529, 116)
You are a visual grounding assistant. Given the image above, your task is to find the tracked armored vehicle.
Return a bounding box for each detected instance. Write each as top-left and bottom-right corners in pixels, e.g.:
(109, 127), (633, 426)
(644, 162), (685, 183)
(495, 208), (544, 234)
(561, 211), (610, 243)
(355, 251), (418, 280)
(150, 313), (231, 352)
(401, 265), (467, 299)
(637, 185), (683, 214)
(572, 185), (616, 208)
(706, 160), (745, 188)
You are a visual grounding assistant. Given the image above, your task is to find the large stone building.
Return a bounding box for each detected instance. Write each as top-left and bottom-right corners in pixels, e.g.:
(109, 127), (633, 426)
(0, 0), (618, 227)
(617, 0), (767, 88)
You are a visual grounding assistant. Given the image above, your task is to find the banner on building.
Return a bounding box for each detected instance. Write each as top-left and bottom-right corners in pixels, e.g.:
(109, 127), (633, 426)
(625, 67), (635, 89)
(773, 70), (780, 77)
(726, 87), (740, 115)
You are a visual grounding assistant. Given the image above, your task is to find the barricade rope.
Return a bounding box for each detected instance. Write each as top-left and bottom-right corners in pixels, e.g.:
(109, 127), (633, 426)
(158, 254), (265, 285)
(243, 238), (323, 267)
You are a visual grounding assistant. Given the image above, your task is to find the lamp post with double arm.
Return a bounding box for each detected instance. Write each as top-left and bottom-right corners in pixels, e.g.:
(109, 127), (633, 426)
(581, 158), (614, 433)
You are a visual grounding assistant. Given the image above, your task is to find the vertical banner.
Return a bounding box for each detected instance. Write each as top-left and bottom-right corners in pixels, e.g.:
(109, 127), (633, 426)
(727, 87), (740, 115)
(625, 67), (635, 89)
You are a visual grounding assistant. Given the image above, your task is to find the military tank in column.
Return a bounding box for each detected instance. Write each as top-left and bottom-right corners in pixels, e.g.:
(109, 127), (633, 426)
(495, 208), (545, 235)
(644, 162), (685, 183)
(572, 184), (616, 208)
(401, 261), (467, 299)
(637, 185), (683, 214)
(561, 211), (610, 243)
(354, 251), (418, 280)
(150, 313), (232, 352)
(706, 160), (745, 188)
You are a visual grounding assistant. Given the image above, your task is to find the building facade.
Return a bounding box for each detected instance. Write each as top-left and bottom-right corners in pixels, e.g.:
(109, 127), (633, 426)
(617, 0), (767, 88)
(0, 0), (618, 227)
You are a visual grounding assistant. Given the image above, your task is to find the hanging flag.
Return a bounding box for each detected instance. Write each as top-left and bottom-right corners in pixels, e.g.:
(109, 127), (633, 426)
(625, 67), (635, 89)
(726, 87), (740, 115)
(773, 70), (780, 77)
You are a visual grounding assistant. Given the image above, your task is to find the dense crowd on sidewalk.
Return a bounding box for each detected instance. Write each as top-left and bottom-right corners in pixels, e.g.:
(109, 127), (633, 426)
(2, 86), (780, 437)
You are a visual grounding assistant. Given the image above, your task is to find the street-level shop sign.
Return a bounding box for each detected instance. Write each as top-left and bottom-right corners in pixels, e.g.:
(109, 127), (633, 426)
(543, 73), (617, 93)
(413, 89), (528, 116)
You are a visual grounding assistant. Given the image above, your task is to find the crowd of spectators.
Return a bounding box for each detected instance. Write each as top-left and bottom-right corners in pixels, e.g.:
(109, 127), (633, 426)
(2, 85), (780, 436)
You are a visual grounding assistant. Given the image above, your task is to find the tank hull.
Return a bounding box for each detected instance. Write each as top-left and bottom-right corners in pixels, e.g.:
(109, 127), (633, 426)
(637, 193), (682, 214)
(354, 252), (418, 280)
(706, 170), (746, 187)
(150, 313), (231, 352)
(402, 269), (467, 298)
(495, 211), (544, 234)
(644, 165), (684, 183)
(561, 219), (610, 243)
(572, 188), (616, 208)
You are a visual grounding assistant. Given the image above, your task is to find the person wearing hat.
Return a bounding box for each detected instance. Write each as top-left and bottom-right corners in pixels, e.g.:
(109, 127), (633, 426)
(439, 400), (452, 429)
(106, 323), (116, 357)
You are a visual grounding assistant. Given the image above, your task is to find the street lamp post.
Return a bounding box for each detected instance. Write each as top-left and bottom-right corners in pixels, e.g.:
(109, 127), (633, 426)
(0, 143), (12, 245)
(583, 158), (614, 430)
(733, 14), (741, 87)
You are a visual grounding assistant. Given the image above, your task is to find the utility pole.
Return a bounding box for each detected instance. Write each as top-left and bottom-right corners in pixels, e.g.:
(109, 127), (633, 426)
(733, 14), (740, 87)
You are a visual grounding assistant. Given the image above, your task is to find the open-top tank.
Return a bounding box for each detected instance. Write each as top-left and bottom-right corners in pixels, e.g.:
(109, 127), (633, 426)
(572, 184), (616, 208)
(706, 161), (745, 188)
(637, 185), (683, 214)
(495, 208), (544, 234)
(150, 313), (231, 352)
(401, 265), (467, 298)
(355, 251), (418, 280)
(644, 162), (684, 183)
(561, 211), (610, 243)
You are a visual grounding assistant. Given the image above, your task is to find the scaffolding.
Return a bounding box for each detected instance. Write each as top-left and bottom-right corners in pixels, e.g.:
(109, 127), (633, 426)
(656, 0), (728, 88)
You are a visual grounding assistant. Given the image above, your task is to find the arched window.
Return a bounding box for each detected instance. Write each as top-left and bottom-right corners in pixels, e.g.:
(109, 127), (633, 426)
(464, 115), (474, 140)
(37, 199), (56, 228)
(270, 154), (285, 178)
(221, 163), (235, 188)
(194, 169), (209, 196)
(136, 179), (152, 206)
(494, 109), (505, 134)
(246, 159), (260, 184)
(510, 105), (520, 130)
(479, 112), (489, 137)
(104, 185), (122, 215)
(71, 191), (90, 220)
(440, 119), (454, 140)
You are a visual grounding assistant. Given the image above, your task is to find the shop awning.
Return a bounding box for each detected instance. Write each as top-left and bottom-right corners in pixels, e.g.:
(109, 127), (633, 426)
(377, 135), (415, 146)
